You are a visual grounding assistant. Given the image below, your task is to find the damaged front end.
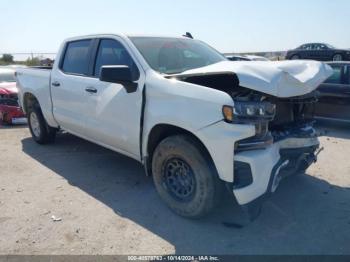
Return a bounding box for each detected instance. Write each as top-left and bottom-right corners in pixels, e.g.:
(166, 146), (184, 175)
(170, 68), (329, 214)
(175, 71), (322, 185)
(224, 87), (322, 219)
(228, 88), (321, 190)
(168, 61), (333, 218)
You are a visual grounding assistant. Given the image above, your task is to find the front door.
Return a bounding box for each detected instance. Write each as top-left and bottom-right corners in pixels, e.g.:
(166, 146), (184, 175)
(318, 44), (332, 61)
(84, 38), (145, 159)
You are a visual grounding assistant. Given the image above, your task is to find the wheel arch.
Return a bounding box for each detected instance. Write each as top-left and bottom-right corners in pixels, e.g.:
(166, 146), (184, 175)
(332, 53), (343, 61)
(145, 124), (218, 177)
(23, 92), (40, 114)
(22, 91), (59, 128)
(291, 53), (301, 60)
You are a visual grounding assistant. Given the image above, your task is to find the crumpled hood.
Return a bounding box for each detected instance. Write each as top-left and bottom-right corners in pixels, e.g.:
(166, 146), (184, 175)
(174, 60), (333, 97)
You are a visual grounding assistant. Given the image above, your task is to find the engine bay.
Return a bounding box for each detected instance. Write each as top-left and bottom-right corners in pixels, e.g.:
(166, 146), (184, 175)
(173, 72), (320, 152)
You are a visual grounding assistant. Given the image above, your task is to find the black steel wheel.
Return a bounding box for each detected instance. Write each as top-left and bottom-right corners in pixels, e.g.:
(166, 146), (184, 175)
(162, 157), (196, 202)
(152, 135), (224, 218)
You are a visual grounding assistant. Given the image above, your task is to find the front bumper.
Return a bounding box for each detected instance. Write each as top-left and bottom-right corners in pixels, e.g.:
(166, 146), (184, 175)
(232, 137), (320, 206)
(233, 143), (280, 205)
(196, 120), (320, 208)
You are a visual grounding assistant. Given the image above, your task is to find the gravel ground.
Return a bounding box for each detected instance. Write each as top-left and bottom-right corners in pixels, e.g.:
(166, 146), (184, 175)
(0, 123), (349, 255)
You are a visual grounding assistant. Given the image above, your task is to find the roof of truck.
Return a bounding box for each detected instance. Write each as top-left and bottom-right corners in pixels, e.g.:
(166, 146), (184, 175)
(64, 34), (191, 42)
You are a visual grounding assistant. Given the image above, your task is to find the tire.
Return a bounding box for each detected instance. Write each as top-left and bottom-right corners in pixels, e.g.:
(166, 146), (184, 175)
(291, 55), (300, 60)
(0, 112), (7, 125)
(152, 135), (223, 218)
(27, 104), (56, 144)
(0, 112), (11, 125)
(332, 54), (343, 61)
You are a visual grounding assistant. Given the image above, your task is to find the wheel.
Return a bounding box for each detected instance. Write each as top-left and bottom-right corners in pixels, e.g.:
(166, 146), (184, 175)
(0, 112), (5, 125)
(291, 55), (300, 60)
(27, 104), (56, 144)
(333, 54), (343, 61)
(0, 112), (10, 125)
(152, 135), (223, 218)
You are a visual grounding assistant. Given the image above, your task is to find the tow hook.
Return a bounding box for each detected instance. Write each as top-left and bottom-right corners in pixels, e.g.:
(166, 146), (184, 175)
(314, 147), (324, 163)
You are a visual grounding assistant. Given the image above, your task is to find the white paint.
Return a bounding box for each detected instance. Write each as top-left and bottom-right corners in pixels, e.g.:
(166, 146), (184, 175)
(16, 34), (327, 206)
(175, 60), (333, 97)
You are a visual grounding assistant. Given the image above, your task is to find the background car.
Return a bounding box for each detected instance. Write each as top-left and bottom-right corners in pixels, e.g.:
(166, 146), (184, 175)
(315, 62), (350, 122)
(286, 43), (350, 61)
(226, 54), (269, 61)
(226, 55), (251, 61)
(0, 68), (26, 125)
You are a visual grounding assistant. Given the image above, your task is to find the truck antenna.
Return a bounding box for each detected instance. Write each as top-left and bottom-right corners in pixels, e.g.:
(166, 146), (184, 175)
(183, 32), (193, 39)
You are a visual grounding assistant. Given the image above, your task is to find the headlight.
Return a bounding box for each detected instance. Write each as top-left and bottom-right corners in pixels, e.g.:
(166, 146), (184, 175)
(222, 101), (276, 123)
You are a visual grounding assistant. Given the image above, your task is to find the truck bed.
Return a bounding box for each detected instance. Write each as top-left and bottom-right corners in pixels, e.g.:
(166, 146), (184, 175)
(16, 66), (55, 126)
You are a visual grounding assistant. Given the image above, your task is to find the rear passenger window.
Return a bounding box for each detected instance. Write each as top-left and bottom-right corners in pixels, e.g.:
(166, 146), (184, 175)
(94, 39), (139, 79)
(61, 40), (91, 75)
(309, 45), (316, 50)
(325, 66), (342, 84)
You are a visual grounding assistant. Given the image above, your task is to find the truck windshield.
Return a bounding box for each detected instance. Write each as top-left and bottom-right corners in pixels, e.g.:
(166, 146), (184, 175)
(129, 37), (225, 74)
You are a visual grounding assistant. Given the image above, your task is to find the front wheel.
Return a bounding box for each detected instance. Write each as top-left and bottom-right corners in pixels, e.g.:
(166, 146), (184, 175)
(27, 105), (56, 144)
(152, 135), (223, 218)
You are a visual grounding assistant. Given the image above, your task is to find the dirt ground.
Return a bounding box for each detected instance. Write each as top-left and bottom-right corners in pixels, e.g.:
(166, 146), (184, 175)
(0, 122), (349, 255)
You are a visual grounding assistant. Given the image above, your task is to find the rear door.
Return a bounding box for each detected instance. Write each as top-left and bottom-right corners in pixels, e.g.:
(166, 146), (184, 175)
(300, 44), (312, 59)
(51, 39), (94, 135)
(316, 64), (350, 121)
(308, 44), (319, 60)
(83, 37), (145, 159)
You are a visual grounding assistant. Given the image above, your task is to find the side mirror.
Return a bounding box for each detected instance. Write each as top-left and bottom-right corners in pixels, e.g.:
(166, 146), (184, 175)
(99, 65), (138, 93)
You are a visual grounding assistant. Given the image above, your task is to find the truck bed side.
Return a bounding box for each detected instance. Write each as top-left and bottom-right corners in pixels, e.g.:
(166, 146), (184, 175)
(16, 67), (58, 128)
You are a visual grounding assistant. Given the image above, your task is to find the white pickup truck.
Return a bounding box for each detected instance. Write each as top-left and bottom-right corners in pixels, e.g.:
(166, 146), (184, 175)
(16, 34), (332, 218)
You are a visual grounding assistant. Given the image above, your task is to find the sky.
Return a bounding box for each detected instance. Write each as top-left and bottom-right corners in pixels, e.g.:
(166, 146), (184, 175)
(1, 0), (350, 58)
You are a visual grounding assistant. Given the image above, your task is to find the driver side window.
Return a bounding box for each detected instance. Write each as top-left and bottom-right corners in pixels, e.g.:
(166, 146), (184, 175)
(319, 44), (327, 50)
(94, 39), (139, 80)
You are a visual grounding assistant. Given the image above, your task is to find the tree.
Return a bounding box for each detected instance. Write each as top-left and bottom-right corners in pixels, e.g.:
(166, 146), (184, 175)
(1, 54), (14, 63)
(25, 57), (40, 66)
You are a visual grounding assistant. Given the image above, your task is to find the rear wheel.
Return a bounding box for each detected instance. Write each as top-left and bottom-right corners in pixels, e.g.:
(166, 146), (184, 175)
(291, 55), (300, 60)
(0, 112), (7, 125)
(152, 135), (223, 218)
(27, 105), (56, 144)
(0, 112), (12, 125)
(333, 54), (343, 61)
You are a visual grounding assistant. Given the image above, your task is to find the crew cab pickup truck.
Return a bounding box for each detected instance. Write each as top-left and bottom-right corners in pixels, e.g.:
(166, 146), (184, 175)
(16, 34), (332, 218)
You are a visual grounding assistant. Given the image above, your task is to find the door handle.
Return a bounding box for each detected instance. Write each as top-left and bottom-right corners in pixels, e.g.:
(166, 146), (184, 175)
(85, 87), (97, 93)
(52, 81), (60, 87)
